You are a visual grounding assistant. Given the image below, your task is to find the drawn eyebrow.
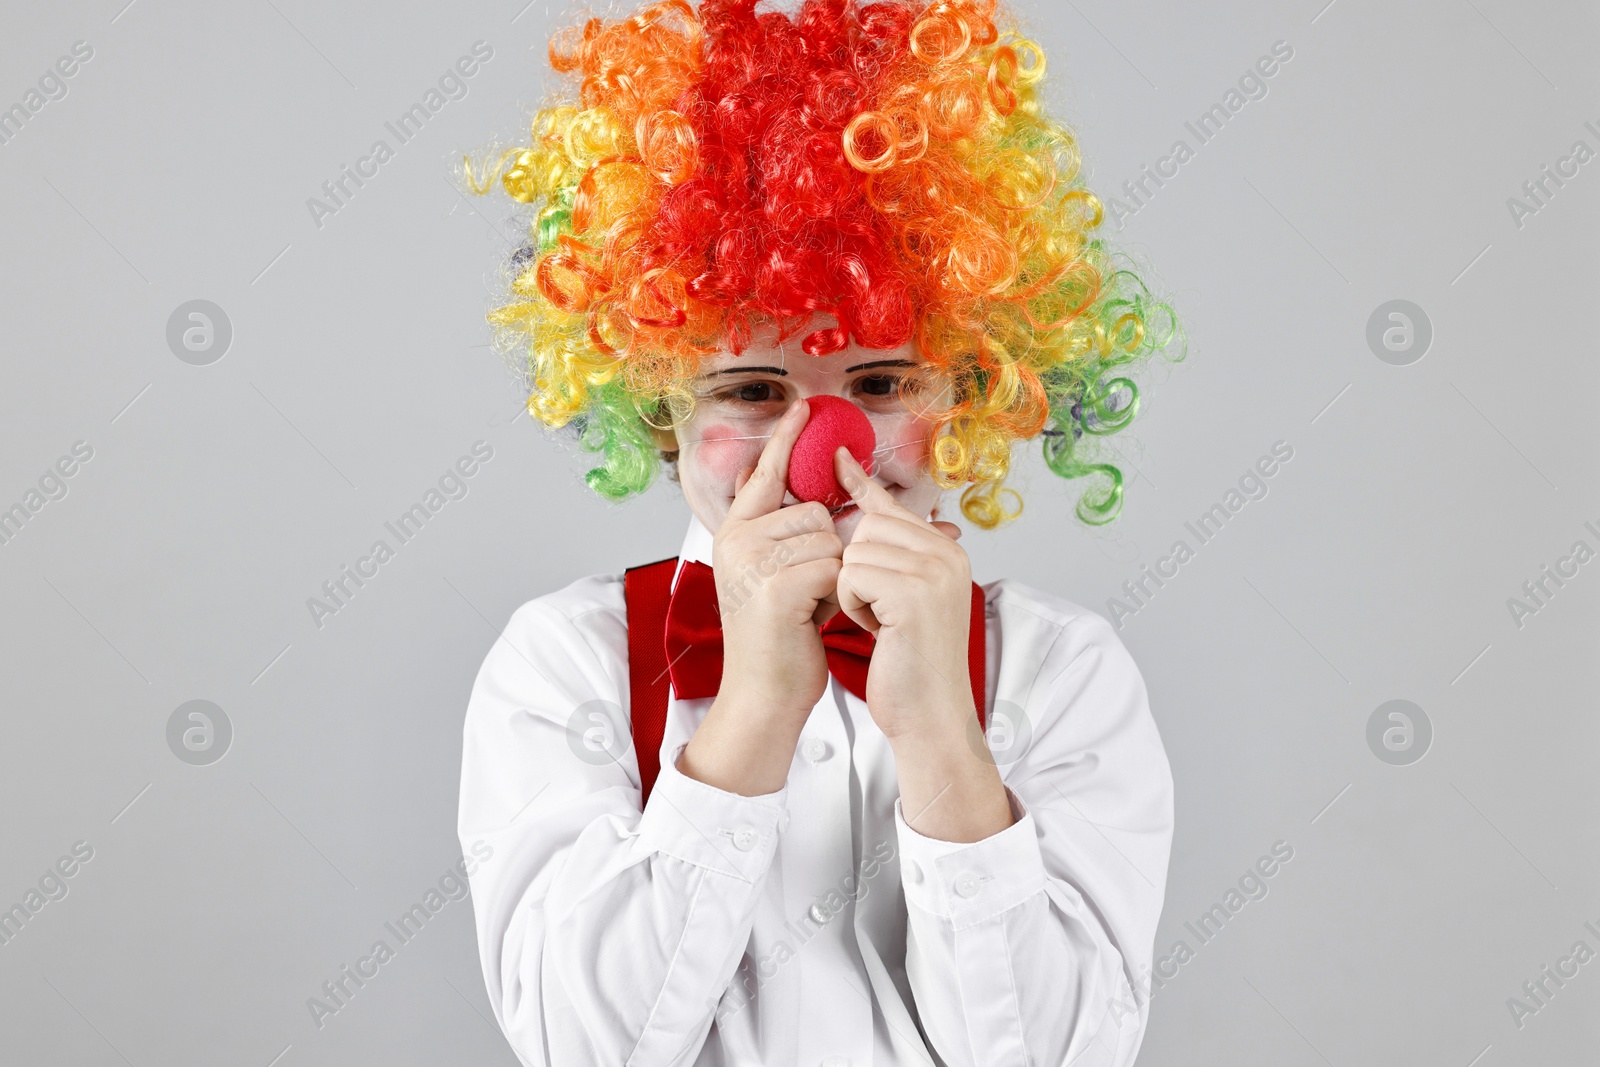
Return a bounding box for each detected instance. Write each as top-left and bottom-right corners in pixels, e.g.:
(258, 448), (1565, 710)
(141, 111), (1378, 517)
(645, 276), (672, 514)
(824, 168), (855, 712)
(695, 365), (789, 380)
(846, 359), (916, 373)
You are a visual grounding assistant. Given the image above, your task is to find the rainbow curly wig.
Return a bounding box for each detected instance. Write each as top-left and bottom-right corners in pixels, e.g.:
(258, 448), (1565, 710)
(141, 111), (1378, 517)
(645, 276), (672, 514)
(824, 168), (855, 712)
(467, 0), (1181, 526)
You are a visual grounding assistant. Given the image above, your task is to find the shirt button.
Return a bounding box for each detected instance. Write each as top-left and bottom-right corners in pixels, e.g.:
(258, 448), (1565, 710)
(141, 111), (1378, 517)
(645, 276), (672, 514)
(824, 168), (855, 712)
(809, 902), (831, 925)
(905, 860), (924, 885)
(731, 828), (758, 852)
(778, 810), (791, 832)
(953, 871), (982, 898)
(800, 738), (830, 763)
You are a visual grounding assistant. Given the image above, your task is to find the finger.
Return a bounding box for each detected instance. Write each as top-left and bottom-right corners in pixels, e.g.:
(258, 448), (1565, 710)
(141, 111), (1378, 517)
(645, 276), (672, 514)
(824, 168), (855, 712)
(836, 599), (878, 633)
(931, 520), (962, 541)
(835, 561), (885, 634)
(756, 500), (835, 543)
(742, 523), (842, 568)
(835, 446), (912, 518)
(788, 555), (843, 610)
(850, 506), (965, 554)
(738, 502), (837, 557)
(726, 400), (809, 522)
(839, 539), (932, 574)
(734, 466), (753, 495)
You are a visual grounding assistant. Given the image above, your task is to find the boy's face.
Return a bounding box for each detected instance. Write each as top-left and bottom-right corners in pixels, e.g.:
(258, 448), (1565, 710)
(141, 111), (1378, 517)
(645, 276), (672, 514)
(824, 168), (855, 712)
(651, 318), (949, 545)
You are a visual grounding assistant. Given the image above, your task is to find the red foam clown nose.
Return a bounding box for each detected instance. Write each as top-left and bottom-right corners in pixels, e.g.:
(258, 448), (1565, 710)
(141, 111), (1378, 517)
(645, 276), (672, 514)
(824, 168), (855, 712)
(788, 396), (876, 509)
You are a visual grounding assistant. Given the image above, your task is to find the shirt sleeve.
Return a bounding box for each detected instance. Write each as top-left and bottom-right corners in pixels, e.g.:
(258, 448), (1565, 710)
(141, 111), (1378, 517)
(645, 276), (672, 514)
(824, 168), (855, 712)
(457, 590), (789, 1067)
(893, 607), (1175, 1067)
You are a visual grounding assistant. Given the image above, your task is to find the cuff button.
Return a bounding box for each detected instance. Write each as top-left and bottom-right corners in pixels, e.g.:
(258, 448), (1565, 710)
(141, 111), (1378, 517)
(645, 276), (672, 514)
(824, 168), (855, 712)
(906, 860), (924, 885)
(732, 827), (758, 852)
(953, 871), (982, 898)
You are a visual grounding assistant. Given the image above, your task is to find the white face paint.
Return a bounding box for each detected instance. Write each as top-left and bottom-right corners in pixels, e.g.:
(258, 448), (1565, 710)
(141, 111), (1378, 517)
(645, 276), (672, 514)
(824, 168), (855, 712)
(657, 316), (953, 544)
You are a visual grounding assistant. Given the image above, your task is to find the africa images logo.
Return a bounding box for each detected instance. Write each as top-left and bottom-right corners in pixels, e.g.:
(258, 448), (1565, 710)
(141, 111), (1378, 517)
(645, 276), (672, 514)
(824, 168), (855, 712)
(305, 42), (494, 229)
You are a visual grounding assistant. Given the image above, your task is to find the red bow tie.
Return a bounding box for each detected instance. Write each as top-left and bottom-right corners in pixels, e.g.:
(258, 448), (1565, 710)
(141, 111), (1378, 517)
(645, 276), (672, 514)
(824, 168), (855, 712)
(661, 558), (988, 725)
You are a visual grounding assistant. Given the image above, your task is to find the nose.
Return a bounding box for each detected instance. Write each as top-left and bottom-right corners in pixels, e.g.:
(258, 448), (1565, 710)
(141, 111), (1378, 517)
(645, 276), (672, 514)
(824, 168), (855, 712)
(767, 392), (896, 511)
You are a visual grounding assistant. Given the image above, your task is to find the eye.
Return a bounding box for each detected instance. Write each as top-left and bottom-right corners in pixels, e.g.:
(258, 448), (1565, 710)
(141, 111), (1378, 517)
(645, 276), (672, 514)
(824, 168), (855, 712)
(857, 374), (900, 397)
(714, 380), (783, 405)
(713, 377), (787, 406)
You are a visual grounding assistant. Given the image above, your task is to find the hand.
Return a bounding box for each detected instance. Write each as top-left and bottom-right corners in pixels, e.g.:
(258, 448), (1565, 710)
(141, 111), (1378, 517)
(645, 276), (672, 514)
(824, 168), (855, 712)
(677, 400), (842, 797)
(832, 446), (974, 744)
(831, 448), (1012, 843)
(711, 399), (843, 720)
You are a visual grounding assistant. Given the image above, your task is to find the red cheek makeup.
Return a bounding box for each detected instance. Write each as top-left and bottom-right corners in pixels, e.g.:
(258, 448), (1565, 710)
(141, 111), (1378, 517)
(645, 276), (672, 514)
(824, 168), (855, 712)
(690, 422), (765, 485)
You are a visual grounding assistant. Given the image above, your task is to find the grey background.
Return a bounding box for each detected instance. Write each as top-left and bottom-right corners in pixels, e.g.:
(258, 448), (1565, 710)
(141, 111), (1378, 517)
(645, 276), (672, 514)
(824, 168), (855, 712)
(1, 0), (1595, 1064)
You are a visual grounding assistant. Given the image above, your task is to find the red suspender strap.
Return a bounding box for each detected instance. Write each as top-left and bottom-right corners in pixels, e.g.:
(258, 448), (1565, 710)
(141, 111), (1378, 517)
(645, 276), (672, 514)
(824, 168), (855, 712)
(969, 580), (988, 738)
(623, 556), (679, 807)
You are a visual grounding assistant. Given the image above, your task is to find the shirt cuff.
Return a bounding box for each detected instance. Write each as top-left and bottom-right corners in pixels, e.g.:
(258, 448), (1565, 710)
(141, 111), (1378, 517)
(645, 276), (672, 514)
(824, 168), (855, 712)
(635, 742), (789, 883)
(894, 785), (1047, 930)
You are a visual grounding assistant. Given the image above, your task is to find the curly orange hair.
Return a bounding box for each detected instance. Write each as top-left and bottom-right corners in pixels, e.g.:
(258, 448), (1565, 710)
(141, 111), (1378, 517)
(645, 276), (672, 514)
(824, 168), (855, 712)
(468, 0), (1181, 525)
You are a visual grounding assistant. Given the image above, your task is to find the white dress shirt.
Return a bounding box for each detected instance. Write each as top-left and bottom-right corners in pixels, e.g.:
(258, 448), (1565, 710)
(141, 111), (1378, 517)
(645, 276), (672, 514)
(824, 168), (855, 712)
(457, 512), (1174, 1067)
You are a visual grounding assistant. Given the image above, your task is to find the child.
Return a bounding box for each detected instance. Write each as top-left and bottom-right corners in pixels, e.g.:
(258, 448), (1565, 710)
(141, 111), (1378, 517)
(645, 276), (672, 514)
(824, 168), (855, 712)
(457, 0), (1180, 1063)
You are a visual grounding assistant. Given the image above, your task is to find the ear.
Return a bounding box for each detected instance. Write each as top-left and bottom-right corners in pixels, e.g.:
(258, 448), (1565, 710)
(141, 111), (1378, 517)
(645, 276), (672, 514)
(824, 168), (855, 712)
(647, 422), (678, 454)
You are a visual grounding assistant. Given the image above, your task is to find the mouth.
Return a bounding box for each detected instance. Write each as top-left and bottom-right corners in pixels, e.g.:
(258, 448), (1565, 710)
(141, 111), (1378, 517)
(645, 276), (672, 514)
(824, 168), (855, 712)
(828, 502), (858, 522)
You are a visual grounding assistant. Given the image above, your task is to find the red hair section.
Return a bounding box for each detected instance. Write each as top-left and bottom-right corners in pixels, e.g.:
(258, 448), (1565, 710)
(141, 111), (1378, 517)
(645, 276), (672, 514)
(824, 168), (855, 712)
(651, 0), (919, 356)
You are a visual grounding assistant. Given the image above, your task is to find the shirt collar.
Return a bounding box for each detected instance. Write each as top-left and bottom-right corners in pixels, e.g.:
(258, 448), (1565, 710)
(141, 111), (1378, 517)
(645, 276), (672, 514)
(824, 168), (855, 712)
(673, 510), (714, 587)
